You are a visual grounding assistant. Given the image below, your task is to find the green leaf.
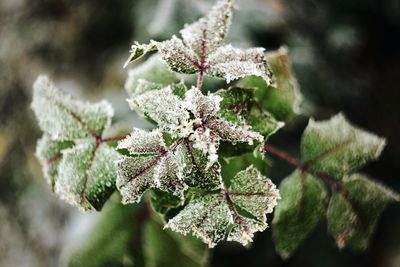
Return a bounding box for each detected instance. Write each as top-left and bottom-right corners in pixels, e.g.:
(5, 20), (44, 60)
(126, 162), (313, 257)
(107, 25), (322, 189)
(180, 0), (233, 57)
(217, 87), (284, 138)
(32, 75), (113, 140)
(125, 55), (178, 97)
(32, 75), (120, 211)
(143, 215), (208, 267)
(66, 200), (143, 267)
(327, 173), (400, 251)
(301, 113), (387, 178)
(150, 189), (185, 221)
(166, 166), (280, 247)
(66, 199), (208, 267)
(128, 85), (190, 133)
(272, 171), (328, 259)
(239, 47), (303, 121)
(221, 151), (269, 183)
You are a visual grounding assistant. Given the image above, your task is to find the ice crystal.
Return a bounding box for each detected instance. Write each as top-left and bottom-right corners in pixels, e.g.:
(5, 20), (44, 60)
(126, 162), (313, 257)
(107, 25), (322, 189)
(32, 75), (113, 140)
(165, 166), (280, 247)
(124, 0), (274, 86)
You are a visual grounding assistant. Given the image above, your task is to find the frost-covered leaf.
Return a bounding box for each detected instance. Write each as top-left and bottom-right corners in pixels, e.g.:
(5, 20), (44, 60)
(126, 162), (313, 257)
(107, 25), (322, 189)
(117, 128), (166, 155)
(176, 141), (222, 190)
(56, 142), (120, 211)
(116, 132), (187, 204)
(206, 119), (263, 145)
(272, 171), (328, 259)
(166, 166), (279, 247)
(327, 173), (399, 251)
(217, 87), (284, 138)
(180, 0), (233, 57)
(125, 55), (178, 97)
(301, 113), (387, 178)
(128, 86), (264, 167)
(32, 75), (113, 140)
(157, 36), (199, 74)
(182, 88), (222, 119)
(123, 41), (158, 68)
(32, 75), (121, 211)
(128, 85), (189, 133)
(239, 47), (303, 121)
(35, 135), (74, 190)
(124, 0), (274, 85)
(124, 38), (198, 74)
(207, 45), (274, 85)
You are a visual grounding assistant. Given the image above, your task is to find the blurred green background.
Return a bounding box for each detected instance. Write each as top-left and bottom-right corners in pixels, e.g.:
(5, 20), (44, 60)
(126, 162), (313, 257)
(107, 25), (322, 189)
(0, 0), (399, 266)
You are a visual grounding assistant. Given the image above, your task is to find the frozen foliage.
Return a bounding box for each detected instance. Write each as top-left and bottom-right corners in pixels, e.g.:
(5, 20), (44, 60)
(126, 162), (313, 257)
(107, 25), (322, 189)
(302, 113), (387, 178)
(118, 83), (266, 205)
(124, 0), (274, 86)
(30, 0), (399, 257)
(56, 143), (120, 211)
(272, 113), (398, 258)
(32, 76), (120, 211)
(207, 45), (274, 84)
(32, 76), (113, 140)
(180, 0), (233, 57)
(165, 166), (280, 247)
(115, 130), (187, 204)
(129, 85), (263, 167)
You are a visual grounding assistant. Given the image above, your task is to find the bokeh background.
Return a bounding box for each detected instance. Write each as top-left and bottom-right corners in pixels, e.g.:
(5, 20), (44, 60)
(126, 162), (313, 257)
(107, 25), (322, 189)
(1, 0), (399, 266)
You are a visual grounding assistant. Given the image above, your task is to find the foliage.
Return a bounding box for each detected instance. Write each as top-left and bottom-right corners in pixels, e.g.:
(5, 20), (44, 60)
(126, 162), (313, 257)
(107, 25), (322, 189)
(30, 0), (399, 265)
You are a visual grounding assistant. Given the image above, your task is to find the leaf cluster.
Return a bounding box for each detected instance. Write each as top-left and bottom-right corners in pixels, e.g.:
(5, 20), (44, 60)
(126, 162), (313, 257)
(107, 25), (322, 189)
(30, 0), (399, 264)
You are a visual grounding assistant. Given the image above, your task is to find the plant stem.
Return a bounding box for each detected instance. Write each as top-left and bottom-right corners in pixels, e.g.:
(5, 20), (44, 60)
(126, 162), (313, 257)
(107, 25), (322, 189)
(101, 133), (129, 143)
(197, 70), (204, 90)
(197, 29), (207, 91)
(262, 143), (346, 195)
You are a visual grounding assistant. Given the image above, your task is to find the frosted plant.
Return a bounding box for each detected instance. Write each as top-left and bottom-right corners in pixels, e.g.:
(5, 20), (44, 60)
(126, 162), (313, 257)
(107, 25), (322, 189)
(127, 85), (264, 167)
(31, 0), (399, 262)
(124, 0), (274, 88)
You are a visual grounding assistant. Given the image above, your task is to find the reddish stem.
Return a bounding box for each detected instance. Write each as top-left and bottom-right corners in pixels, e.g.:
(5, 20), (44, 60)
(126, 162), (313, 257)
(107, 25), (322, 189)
(197, 30), (207, 90)
(263, 143), (345, 194)
(101, 133), (129, 143)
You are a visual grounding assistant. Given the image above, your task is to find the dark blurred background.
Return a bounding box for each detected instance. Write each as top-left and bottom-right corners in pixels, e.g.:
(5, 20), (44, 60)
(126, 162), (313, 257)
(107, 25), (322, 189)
(0, 0), (399, 266)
